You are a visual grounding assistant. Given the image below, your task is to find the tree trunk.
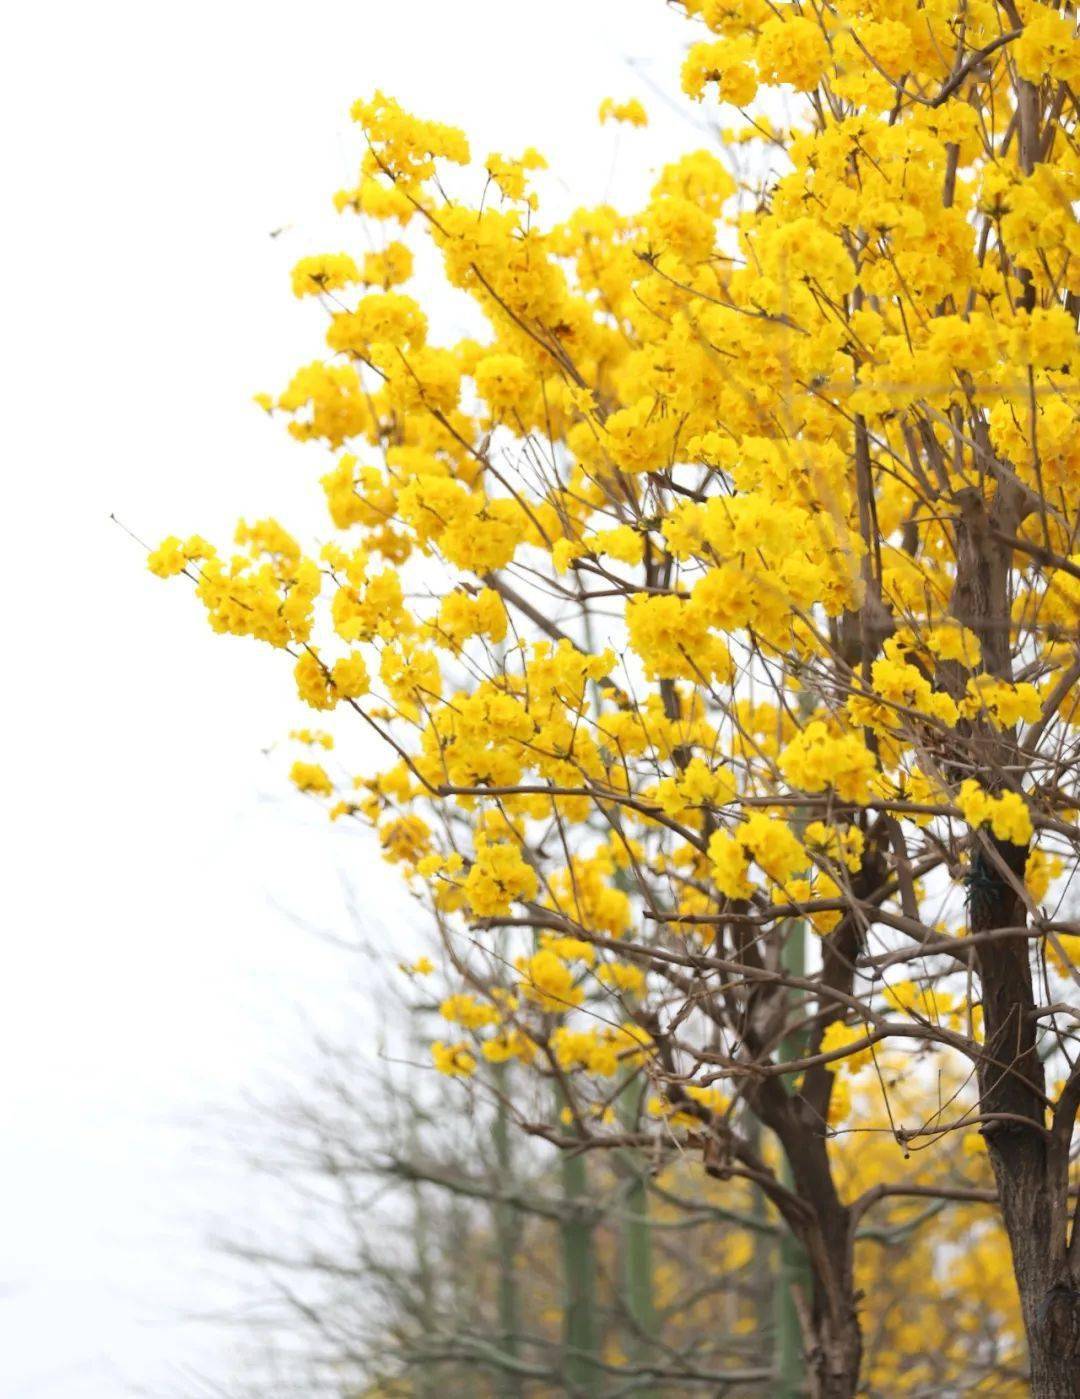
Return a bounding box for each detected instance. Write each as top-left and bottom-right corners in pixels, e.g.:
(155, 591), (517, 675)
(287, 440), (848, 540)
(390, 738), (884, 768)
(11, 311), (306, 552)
(776, 917), (812, 1399)
(755, 1049), (862, 1399)
(803, 1193), (861, 1399)
(973, 836), (1080, 1397)
(559, 1117), (599, 1394)
(491, 1064), (523, 1397)
(617, 1079), (656, 1392)
(952, 494), (1080, 1396)
(744, 878), (876, 1399)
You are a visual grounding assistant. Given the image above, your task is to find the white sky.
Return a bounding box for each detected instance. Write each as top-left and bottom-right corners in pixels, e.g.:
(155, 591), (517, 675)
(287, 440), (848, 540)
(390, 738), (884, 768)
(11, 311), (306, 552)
(2, 2), (698, 1392)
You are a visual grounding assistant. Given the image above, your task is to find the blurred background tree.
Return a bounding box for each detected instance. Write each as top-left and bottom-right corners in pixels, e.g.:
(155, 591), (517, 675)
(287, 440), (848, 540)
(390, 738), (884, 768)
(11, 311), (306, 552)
(216, 964), (1026, 1396)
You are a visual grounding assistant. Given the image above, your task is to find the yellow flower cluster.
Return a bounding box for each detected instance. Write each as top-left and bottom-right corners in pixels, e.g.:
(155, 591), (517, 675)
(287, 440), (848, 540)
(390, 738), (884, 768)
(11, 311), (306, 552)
(708, 812), (806, 900)
(956, 781), (1033, 847)
(439, 993), (500, 1031)
(779, 723), (877, 804)
(515, 949), (583, 1013)
(431, 1041), (477, 1077)
(464, 840), (538, 918)
(820, 1020), (875, 1074)
(960, 676), (1041, 729)
(289, 761), (333, 797)
(351, 90), (470, 190)
(598, 97), (648, 127)
(484, 147), (546, 206)
(290, 253), (360, 298)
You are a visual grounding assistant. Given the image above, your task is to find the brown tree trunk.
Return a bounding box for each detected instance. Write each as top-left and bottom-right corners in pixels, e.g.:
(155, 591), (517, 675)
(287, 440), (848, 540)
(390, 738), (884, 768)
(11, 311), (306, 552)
(803, 1190), (861, 1399)
(974, 839), (1080, 1397)
(952, 493), (1080, 1396)
(755, 1071), (863, 1398)
(747, 851), (890, 1398)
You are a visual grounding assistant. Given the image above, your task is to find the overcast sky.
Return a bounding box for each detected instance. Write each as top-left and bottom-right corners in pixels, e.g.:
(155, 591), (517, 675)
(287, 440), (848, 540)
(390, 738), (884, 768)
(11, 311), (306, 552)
(2, 2), (696, 1392)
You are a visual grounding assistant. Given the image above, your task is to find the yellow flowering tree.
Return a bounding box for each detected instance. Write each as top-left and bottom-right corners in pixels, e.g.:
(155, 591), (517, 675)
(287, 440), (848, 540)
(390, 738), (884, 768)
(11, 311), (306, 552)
(151, 3), (1080, 1394)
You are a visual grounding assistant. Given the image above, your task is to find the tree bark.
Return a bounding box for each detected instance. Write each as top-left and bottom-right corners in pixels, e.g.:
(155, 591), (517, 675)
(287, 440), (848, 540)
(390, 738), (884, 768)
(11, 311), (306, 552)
(491, 1065), (523, 1397)
(952, 493), (1080, 1396)
(972, 832), (1080, 1396)
(559, 1115), (600, 1394)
